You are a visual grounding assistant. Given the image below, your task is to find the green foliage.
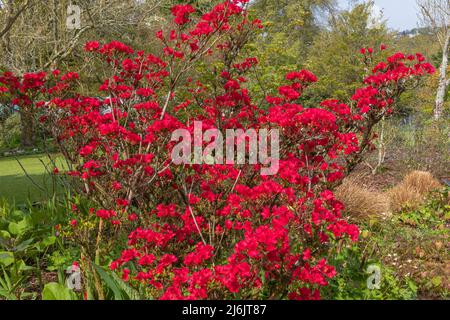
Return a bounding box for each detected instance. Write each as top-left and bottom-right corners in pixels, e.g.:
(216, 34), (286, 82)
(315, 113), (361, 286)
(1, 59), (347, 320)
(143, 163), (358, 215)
(251, 0), (334, 59)
(0, 204), (51, 298)
(0, 113), (21, 152)
(323, 244), (418, 300)
(324, 187), (449, 300)
(305, 2), (391, 103)
(92, 263), (142, 300)
(42, 282), (77, 300)
(365, 188), (448, 299)
(398, 194), (449, 228)
(246, 0), (335, 100)
(0, 198), (72, 299)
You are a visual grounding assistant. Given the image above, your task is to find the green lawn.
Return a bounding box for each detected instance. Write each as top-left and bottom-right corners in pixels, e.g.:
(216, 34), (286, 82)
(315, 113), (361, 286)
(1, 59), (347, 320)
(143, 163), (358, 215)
(0, 154), (66, 204)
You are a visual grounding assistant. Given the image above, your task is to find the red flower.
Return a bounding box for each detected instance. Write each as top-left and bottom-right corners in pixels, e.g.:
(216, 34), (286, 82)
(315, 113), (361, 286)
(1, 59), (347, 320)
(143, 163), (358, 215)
(171, 4), (195, 25)
(79, 145), (95, 157)
(184, 243), (214, 266)
(84, 41), (100, 52)
(112, 181), (122, 191)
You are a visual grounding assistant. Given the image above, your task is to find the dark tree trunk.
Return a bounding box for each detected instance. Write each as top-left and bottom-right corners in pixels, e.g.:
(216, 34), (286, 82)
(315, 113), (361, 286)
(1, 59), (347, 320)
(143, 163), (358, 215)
(20, 110), (35, 148)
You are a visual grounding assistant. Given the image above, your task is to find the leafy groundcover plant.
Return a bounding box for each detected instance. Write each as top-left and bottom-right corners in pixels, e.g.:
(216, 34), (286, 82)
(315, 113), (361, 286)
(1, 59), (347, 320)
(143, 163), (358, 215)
(0, 0), (434, 300)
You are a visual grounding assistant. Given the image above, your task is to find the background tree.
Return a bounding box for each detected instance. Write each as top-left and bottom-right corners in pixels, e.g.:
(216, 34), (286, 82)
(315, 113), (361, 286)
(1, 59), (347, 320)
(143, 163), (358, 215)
(247, 0), (337, 99)
(305, 1), (391, 104)
(0, 0), (163, 147)
(418, 0), (450, 120)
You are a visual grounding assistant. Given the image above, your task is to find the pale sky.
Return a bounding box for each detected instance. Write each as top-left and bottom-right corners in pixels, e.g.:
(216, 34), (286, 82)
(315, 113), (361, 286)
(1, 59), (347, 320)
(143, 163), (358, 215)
(338, 0), (421, 31)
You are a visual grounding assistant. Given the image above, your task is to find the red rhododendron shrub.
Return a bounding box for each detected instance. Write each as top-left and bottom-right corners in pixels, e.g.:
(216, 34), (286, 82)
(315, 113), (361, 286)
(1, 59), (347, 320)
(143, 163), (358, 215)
(0, 0), (434, 300)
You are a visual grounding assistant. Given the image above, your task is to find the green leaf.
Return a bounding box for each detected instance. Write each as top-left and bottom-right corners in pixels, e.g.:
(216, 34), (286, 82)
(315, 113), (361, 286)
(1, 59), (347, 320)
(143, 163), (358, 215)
(41, 236), (56, 247)
(11, 210), (24, 220)
(0, 267), (12, 289)
(0, 251), (14, 267)
(42, 282), (77, 300)
(14, 238), (34, 252)
(407, 279), (418, 293)
(35, 236), (56, 251)
(92, 263), (124, 300)
(110, 271), (142, 300)
(16, 259), (34, 272)
(8, 219), (30, 236)
(0, 230), (10, 240)
(431, 276), (442, 287)
(0, 289), (17, 300)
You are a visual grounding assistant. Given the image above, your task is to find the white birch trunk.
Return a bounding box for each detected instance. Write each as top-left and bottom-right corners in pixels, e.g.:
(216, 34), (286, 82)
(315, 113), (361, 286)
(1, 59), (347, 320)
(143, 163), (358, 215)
(434, 31), (449, 120)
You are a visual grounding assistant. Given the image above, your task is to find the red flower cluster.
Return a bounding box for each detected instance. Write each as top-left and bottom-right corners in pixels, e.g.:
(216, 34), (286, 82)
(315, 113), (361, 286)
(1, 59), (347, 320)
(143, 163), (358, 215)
(171, 4), (195, 25)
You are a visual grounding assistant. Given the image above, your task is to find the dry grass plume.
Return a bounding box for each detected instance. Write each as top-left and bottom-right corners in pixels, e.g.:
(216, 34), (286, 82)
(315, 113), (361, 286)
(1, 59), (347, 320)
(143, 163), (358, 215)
(388, 171), (442, 212)
(334, 174), (391, 220)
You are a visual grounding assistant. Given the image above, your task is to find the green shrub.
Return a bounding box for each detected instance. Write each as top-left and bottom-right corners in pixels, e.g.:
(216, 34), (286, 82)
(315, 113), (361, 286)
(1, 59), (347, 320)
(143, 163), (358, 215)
(323, 244), (418, 300)
(0, 113), (21, 152)
(0, 198), (75, 299)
